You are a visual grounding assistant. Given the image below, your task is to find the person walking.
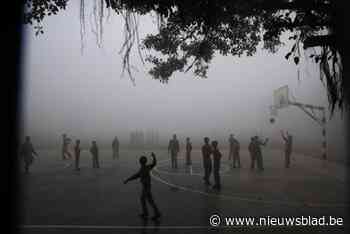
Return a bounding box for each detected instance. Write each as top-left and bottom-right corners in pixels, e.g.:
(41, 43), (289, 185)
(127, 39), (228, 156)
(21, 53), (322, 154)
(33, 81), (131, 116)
(19, 136), (38, 173)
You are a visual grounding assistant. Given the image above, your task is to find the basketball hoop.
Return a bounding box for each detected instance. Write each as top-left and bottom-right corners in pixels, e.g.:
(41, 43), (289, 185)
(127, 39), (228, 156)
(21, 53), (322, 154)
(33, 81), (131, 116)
(273, 85), (290, 109)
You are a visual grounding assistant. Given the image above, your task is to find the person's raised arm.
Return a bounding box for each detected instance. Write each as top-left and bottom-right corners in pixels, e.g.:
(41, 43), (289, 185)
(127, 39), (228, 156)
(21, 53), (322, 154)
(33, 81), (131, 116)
(149, 152), (157, 168)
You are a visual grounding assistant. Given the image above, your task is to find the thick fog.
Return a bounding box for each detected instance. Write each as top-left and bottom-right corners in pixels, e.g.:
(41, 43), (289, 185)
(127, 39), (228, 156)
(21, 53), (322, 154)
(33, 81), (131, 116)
(20, 2), (347, 161)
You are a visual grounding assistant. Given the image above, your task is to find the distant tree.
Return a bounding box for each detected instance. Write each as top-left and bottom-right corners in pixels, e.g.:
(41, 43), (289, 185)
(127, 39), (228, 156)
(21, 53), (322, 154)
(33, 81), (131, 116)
(23, 0), (348, 114)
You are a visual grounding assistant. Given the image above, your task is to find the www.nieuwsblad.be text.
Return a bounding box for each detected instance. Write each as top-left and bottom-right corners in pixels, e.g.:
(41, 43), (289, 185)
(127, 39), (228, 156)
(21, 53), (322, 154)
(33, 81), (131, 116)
(209, 215), (344, 227)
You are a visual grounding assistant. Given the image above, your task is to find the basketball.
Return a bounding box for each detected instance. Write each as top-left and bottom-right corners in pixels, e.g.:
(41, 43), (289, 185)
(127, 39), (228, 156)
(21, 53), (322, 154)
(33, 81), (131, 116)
(270, 117), (275, 124)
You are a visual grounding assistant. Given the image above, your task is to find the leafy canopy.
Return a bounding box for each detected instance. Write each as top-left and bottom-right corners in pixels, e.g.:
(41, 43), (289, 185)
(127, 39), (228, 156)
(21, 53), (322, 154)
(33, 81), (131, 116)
(24, 0), (344, 114)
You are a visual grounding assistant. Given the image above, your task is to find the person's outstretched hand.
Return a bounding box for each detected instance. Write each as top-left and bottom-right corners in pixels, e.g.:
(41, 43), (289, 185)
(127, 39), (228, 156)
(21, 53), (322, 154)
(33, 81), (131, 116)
(123, 179), (128, 184)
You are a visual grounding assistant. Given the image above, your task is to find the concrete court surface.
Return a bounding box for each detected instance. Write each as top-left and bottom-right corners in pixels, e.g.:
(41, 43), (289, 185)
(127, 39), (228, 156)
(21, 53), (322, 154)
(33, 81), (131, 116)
(17, 148), (349, 234)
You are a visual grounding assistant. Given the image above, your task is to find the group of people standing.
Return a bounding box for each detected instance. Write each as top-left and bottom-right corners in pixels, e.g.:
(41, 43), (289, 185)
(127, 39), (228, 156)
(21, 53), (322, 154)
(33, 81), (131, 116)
(201, 137), (222, 190)
(18, 134), (120, 173)
(248, 135), (269, 171)
(61, 134), (102, 170)
(19, 131), (292, 174)
(166, 131), (294, 190)
(228, 132), (293, 171)
(167, 135), (222, 190)
(168, 134), (193, 169)
(61, 134), (120, 171)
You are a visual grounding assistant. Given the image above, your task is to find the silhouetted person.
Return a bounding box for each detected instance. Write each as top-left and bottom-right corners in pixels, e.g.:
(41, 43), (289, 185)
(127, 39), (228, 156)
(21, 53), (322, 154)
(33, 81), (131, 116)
(254, 136), (268, 171)
(281, 130), (293, 168)
(112, 136), (120, 159)
(90, 141), (100, 168)
(124, 152), (161, 220)
(185, 137), (192, 166)
(62, 134), (72, 160)
(168, 134), (180, 169)
(19, 136), (38, 173)
(74, 140), (81, 171)
(202, 137), (212, 185)
(248, 137), (257, 170)
(211, 141), (222, 191)
(228, 134), (234, 161)
(231, 135), (241, 168)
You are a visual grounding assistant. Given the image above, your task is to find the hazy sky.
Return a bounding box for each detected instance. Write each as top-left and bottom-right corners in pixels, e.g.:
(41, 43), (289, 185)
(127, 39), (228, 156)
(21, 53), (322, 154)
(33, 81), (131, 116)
(20, 1), (346, 157)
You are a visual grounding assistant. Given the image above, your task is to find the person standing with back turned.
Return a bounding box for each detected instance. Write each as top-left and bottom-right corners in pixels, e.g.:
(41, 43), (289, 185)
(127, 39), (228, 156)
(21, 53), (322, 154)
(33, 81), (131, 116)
(281, 130), (293, 168)
(168, 134), (180, 169)
(248, 137), (257, 170)
(90, 141), (100, 168)
(228, 134), (234, 162)
(202, 137), (212, 185)
(254, 136), (268, 171)
(112, 136), (120, 159)
(185, 137), (192, 166)
(232, 135), (241, 168)
(211, 140), (222, 191)
(74, 139), (81, 171)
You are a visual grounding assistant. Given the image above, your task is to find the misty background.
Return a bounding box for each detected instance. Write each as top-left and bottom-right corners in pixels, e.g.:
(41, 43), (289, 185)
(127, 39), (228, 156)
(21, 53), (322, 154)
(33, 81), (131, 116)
(20, 1), (347, 162)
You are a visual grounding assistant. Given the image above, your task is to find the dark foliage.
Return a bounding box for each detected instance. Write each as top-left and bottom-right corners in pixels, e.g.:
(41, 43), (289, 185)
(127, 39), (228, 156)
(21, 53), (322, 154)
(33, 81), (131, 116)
(23, 0), (346, 115)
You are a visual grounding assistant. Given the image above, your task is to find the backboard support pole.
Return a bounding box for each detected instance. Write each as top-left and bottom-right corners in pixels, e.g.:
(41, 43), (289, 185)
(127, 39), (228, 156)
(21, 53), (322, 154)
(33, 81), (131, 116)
(288, 102), (327, 160)
(271, 86), (327, 160)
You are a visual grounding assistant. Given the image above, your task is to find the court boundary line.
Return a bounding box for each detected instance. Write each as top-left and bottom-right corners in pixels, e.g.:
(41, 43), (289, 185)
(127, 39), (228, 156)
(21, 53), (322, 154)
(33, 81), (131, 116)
(151, 159), (349, 208)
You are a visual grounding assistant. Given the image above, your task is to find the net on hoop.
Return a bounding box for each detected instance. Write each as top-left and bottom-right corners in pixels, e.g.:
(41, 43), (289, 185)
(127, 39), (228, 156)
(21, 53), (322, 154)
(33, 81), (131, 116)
(269, 106), (277, 124)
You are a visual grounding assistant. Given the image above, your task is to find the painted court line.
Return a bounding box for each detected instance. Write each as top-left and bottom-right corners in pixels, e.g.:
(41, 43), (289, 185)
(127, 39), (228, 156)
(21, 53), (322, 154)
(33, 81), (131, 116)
(151, 168), (349, 208)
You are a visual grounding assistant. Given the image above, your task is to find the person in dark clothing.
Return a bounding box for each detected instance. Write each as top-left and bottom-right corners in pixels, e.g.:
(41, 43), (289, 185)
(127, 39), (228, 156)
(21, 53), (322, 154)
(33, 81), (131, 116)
(185, 137), (192, 166)
(201, 137), (212, 185)
(124, 152), (161, 220)
(74, 139), (81, 171)
(228, 134), (234, 161)
(90, 141), (100, 168)
(211, 140), (222, 191)
(19, 136), (38, 173)
(231, 135), (241, 168)
(112, 136), (120, 159)
(281, 130), (293, 168)
(254, 136), (268, 171)
(168, 134), (180, 169)
(248, 137), (256, 170)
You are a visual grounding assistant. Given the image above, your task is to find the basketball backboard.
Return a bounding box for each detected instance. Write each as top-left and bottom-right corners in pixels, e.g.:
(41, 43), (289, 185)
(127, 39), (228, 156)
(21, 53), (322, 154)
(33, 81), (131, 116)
(273, 85), (289, 109)
(270, 105), (278, 116)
